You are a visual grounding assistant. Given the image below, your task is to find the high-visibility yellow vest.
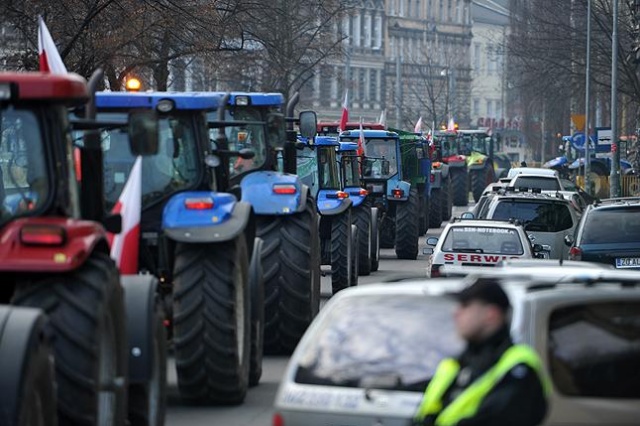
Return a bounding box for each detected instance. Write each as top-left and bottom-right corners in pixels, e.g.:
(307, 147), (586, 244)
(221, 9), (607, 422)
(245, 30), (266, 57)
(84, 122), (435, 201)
(414, 344), (550, 426)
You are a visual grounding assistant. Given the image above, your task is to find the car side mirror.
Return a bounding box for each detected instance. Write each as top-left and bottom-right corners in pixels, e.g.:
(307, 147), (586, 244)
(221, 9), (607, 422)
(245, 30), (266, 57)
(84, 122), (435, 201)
(564, 234), (575, 247)
(532, 243), (544, 253)
(461, 212), (475, 220)
(128, 110), (159, 156)
(426, 237), (439, 246)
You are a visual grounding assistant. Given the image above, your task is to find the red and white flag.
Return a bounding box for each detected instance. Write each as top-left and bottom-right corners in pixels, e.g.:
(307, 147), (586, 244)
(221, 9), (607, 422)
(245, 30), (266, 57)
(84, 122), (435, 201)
(357, 118), (365, 157)
(447, 117), (456, 132)
(339, 90), (349, 132)
(38, 16), (67, 74)
(378, 109), (386, 127)
(108, 156), (142, 274)
(414, 116), (423, 133)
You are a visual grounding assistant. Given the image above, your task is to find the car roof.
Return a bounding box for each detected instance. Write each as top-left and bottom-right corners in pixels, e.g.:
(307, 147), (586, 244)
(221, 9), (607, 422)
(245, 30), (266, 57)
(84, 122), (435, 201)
(594, 197), (640, 208)
(507, 167), (557, 178)
(446, 218), (522, 229)
(489, 190), (571, 204)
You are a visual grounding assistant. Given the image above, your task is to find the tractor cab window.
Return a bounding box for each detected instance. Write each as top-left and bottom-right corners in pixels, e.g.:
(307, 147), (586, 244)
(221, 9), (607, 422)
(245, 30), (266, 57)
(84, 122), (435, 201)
(98, 112), (199, 210)
(318, 146), (341, 190)
(0, 108), (50, 222)
(342, 153), (361, 188)
(209, 107), (268, 178)
(459, 133), (491, 155)
(364, 138), (398, 178)
(296, 145), (318, 197)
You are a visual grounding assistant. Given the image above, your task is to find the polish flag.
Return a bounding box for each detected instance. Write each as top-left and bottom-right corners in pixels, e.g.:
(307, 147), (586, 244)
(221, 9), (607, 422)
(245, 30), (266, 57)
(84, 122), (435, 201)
(377, 109), (386, 127)
(38, 16), (67, 74)
(339, 90), (349, 132)
(357, 118), (365, 157)
(414, 116), (423, 133)
(108, 156), (142, 274)
(447, 117), (456, 131)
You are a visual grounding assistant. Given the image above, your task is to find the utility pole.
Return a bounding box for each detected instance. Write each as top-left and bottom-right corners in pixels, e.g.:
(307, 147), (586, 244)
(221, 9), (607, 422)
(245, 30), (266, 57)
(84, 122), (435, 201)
(585, 0), (592, 195)
(610, 0), (621, 197)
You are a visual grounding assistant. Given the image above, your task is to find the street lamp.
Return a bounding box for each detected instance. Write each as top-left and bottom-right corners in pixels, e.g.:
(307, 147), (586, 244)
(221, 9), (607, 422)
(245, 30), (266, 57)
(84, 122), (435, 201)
(440, 68), (456, 123)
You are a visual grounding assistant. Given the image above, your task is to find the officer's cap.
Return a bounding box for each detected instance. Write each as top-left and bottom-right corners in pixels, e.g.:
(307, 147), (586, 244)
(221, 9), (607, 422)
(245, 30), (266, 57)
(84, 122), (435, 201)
(451, 277), (511, 312)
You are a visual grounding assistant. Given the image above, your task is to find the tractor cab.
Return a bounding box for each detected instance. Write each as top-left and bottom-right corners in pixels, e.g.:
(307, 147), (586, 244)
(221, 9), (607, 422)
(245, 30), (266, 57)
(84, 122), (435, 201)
(317, 121), (385, 136)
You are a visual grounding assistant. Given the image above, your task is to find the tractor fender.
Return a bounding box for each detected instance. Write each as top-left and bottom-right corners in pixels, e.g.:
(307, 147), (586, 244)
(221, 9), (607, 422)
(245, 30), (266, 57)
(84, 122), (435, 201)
(468, 161), (487, 171)
(0, 217), (108, 273)
(387, 180), (411, 202)
(163, 194), (252, 244)
(430, 169), (443, 189)
(240, 171), (305, 215)
(121, 274), (159, 384)
(318, 197), (353, 216)
(440, 163), (450, 179)
(345, 187), (366, 208)
(0, 305), (50, 424)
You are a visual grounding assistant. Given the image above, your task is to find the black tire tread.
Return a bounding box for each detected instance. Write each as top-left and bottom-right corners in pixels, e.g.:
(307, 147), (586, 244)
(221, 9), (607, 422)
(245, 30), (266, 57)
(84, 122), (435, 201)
(451, 168), (469, 206)
(395, 188), (420, 260)
(352, 206), (372, 276)
(442, 177), (453, 221)
(331, 211), (352, 293)
(429, 189), (443, 228)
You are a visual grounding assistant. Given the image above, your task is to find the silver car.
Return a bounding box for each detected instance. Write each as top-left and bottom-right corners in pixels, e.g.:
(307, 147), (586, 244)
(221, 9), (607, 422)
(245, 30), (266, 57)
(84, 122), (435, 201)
(273, 268), (640, 425)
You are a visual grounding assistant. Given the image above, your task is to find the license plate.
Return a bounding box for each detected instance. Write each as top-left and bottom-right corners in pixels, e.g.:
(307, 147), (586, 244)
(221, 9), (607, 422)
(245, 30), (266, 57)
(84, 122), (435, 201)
(616, 257), (640, 268)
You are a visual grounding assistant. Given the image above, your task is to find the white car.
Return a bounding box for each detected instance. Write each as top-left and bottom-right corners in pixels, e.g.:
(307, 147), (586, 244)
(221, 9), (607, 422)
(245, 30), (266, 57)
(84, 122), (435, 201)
(273, 269), (640, 425)
(508, 172), (587, 213)
(507, 167), (558, 179)
(424, 218), (541, 277)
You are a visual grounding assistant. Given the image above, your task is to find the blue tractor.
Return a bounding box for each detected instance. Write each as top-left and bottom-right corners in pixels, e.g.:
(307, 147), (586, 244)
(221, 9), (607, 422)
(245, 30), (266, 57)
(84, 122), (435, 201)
(206, 92), (320, 354)
(338, 130), (420, 259)
(93, 92), (263, 404)
(337, 141), (380, 273)
(295, 136), (358, 293)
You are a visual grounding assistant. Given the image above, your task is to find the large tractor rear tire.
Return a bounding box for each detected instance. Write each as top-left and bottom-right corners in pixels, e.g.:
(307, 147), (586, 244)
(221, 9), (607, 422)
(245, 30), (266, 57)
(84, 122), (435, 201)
(0, 306), (57, 426)
(13, 252), (128, 425)
(471, 166), (489, 203)
(331, 210), (353, 294)
(429, 189), (443, 229)
(442, 177), (453, 221)
(172, 236), (250, 405)
(419, 194), (429, 235)
(451, 168), (469, 206)
(395, 188), (420, 260)
(350, 224), (359, 286)
(352, 205), (372, 276)
(260, 197), (320, 355)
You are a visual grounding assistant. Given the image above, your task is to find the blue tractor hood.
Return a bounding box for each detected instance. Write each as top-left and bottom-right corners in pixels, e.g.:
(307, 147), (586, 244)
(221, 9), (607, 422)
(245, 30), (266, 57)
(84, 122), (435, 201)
(96, 92), (220, 111)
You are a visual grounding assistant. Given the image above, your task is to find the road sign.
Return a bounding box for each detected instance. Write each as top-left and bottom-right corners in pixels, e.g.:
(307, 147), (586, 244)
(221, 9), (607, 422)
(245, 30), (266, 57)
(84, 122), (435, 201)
(596, 127), (612, 159)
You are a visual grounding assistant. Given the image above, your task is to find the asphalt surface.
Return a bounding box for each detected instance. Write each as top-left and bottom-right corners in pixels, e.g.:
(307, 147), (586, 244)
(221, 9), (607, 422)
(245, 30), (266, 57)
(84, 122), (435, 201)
(165, 205), (470, 426)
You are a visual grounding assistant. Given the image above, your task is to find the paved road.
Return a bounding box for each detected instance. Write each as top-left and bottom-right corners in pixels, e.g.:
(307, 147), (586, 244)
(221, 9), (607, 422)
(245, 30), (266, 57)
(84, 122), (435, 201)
(166, 205), (470, 425)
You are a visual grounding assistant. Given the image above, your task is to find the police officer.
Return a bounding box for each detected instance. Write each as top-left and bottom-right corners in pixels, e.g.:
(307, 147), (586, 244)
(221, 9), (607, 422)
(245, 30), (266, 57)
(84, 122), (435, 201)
(414, 278), (549, 426)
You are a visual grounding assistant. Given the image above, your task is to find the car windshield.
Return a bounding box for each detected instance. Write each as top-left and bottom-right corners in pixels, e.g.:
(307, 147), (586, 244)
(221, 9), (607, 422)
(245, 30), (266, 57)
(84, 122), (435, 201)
(318, 146), (341, 190)
(582, 207), (640, 244)
(296, 146), (318, 197)
(98, 112), (200, 210)
(491, 200), (574, 232)
(0, 108), (50, 223)
(548, 301), (640, 398)
(294, 294), (464, 390)
(363, 138), (398, 178)
(442, 226), (524, 255)
(511, 176), (561, 191)
(208, 107), (268, 178)
(342, 153), (361, 187)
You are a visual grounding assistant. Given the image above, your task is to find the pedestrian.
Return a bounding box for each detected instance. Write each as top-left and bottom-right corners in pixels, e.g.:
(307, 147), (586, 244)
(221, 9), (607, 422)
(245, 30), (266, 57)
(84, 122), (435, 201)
(413, 277), (549, 426)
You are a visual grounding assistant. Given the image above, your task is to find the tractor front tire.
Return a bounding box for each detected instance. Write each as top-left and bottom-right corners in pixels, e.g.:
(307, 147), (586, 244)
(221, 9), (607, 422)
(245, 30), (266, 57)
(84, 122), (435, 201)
(13, 252), (127, 425)
(470, 167), (489, 203)
(442, 177), (453, 221)
(395, 188), (420, 260)
(173, 237), (250, 405)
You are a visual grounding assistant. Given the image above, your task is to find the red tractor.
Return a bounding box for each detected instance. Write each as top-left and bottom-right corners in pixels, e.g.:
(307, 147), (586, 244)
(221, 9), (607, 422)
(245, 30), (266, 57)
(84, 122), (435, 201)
(0, 72), (165, 425)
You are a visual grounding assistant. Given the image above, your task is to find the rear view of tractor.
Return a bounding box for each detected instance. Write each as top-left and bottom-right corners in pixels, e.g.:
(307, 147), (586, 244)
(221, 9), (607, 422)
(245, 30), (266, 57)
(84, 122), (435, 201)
(296, 136), (358, 294)
(339, 129), (420, 260)
(427, 133), (454, 225)
(456, 129), (497, 203)
(0, 71), (164, 425)
(434, 129), (468, 206)
(94, 91), (261, 405)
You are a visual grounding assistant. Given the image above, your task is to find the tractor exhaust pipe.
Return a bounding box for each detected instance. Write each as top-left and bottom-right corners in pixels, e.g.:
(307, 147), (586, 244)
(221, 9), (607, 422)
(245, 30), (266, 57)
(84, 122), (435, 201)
(283, 92), (300, 174)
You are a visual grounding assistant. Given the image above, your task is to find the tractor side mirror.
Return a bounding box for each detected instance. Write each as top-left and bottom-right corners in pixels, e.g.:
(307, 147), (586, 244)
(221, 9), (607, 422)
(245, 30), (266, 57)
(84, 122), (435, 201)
(363, 158), (374, 176)
(564, 234), (575, 247)
(128, 110), (159, 156)
(103, 213), (122, 234)
(381, 159), (390, 175)
(299, 110), (317, 139)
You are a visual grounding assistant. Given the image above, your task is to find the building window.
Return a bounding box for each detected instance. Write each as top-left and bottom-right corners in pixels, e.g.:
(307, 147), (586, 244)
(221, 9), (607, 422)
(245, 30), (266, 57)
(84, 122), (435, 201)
(389, 37), (396, 59)
(343, 16), (351, 45)
(373, 15), (382, 49)
(354, 13), (362, 47)
(473, 99), (480, 116)
(486, 100), (493, 118)
(474, 43), (481, 71)
(415, 0), (421, 17)
(389, 0), (396, 16)
(376, 69), (382, 102)
(439, 0), (444, 21)
(427, 0), (432, 18)
(359, 69), (368, 102)
(447, 0), (452, 21)
(496, 100), (503, 118)
(400, 0), (405, 16)
(456, 0), (462, 23)
(364, 14), (372, 47)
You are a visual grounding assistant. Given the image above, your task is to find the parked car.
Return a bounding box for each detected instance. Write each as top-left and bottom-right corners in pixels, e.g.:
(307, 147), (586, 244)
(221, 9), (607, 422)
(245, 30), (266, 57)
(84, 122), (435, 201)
(566, 197), (640, 269)
(424, 218), (543, 277)
(273, 268), (640, 425)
